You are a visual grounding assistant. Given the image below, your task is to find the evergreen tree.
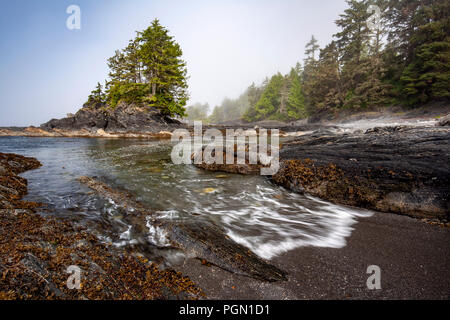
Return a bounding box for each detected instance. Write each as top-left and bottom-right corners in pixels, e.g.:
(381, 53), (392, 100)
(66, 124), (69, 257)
(96, 19), (188, 117)
(138, 19), (188, 116)
(305, 35), (320, 63)
(123, 37), (142, 83)
(398, 0), (450, 105)
(333, 0), (392, 109)
(287, 68), (307, 119)
(186, 103), (210, 122)
(251, 73), (284, 121)
(241, 0), (448, 121)
(87, 82), (106, 106)
(304, 41), (344, 113)
(303, 36), (320, 84)
(107, 50), (127, 82)
(209, 90), (252, 123)
(247, 82), (264, 109)
(335, 0), (371, 65)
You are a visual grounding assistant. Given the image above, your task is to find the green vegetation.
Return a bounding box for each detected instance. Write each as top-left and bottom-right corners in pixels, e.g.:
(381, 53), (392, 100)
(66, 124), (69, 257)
(394, 0), (450, 105)
(185, 103), (210, 122)
(243, 66), (307, 122)
(197, 0), (449, 123)
(200, 87), (253, 124)
(90, 1), (448, 124)
(87, 19), (188, 117)
(209, 89), (251, 123)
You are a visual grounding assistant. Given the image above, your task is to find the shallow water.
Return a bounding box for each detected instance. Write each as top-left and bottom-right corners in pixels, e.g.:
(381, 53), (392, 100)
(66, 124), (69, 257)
(0, 136), (373, 260)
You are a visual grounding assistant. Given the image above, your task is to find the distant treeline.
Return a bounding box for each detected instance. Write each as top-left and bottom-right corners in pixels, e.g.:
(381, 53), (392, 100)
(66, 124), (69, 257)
(187, 0), (449, 123)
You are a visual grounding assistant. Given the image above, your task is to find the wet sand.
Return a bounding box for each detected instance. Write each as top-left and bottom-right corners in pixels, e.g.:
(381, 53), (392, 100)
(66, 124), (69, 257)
(175, 211), (449, 300)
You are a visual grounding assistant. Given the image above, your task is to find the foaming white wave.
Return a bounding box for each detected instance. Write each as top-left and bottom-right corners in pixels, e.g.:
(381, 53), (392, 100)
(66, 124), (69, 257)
(337, 118), (437, 133)
(155, 210), (179, 220)
(119, 225), (132, 240)
(146, 216), (171, 247)
(205, 193), (374, 260)
(113, 225), (139, 247)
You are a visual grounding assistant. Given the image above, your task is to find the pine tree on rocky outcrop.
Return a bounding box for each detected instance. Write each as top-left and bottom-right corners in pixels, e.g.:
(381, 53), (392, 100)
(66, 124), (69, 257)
(87, 82), (106, 106)
(96, 19), (188, 117)
(138, 19), (188, 116)
(107, 50), (127, 82)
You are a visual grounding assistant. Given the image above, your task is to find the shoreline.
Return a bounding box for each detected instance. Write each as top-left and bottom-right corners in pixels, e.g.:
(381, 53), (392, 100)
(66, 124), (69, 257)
(2, 104), (449, 139)
(0, 127), (175, 139)
(0, 153), (202, 300)
(175, 211), (449, 300)
(0, 148), (448, 299)
(1, 112), (449, 299)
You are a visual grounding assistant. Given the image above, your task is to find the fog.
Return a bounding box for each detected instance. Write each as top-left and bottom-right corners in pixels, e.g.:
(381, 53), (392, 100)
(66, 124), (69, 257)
(0, 0), (348, 126)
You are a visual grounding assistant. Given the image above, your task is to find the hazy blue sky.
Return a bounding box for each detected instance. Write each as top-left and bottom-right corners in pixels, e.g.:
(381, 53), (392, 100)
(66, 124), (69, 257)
(0, 0), (348, 126)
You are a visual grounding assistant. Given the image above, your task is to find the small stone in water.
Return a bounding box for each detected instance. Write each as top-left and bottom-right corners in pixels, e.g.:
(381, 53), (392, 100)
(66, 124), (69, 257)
(202, 188), (217, 194)
(215, 175), (228, 178)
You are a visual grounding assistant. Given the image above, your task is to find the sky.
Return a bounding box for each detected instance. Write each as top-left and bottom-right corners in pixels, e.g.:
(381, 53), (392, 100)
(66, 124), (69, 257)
(0, 0), (349, 126)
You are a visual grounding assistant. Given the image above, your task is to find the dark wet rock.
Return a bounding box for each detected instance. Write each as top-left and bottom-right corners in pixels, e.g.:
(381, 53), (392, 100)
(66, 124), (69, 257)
(0, 154), (202, 300)
(41, 101), (185, 133)
(192, 145), (270, 175)
(78, 176), (286, 282)
(436, 114), (450, 126)
(161, 220), (287, 282)
(0, 153), (42, 175)
(0, 153), (42, 210)
(273, 126), (450, 220)
(0, 207), (202, 300)
(194, 161), (261, 175)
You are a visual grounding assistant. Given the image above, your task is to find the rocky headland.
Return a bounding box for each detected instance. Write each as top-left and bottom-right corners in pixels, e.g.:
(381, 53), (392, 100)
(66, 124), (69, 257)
(0, 102), (185, 139)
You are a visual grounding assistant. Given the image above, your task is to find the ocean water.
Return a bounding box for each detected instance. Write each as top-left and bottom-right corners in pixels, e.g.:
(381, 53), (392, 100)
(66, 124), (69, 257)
(0, 136), (373, 260)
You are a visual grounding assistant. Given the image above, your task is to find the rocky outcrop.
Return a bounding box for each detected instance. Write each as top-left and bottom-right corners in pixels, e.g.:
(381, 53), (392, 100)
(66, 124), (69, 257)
(0, 153), (202, 300)
(0, 127), (174, 139)
(40, 101), (185, 133)
(0, 153), (42, 210)
(436, 114), (450, 126)
(192, 145), (265, 175)
(272, 126), (450, 220)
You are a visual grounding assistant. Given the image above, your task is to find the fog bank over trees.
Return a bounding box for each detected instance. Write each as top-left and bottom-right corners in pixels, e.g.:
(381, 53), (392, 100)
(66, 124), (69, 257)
(186, 0), (449, 124)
